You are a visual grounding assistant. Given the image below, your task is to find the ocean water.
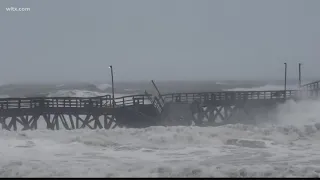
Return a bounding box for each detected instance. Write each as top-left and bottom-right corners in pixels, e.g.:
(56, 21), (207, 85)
(1, 81), (320, 177)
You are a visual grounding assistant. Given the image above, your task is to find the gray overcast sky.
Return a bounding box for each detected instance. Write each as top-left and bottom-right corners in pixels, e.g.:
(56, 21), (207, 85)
(0, 0), (320, 83)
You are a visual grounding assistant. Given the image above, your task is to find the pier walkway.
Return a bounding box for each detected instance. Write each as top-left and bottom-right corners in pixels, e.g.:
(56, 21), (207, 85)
(0, 80), (319, 131)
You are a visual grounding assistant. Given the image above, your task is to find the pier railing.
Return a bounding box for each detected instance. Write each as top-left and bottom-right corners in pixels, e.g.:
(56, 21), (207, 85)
(144, 91), (163, 114)
(300, 80), (320, 97)
(0, 95), (112, 109)
(113, 94), (151, 107)
(301, 80), (320, 90)
(0, 94), (155, 110)
(0, 89), (314, 111)
(161, 90), (298, 103)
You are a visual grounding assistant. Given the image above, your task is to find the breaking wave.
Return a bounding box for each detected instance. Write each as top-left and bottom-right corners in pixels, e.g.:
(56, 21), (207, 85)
(46, 90), (107, 97)
(226, 84), (298, 91)
(46, 89), (130, 98)
(1, 97), (320, 177)
(94, 83), (112, 91)
(2, 121), (320, 177)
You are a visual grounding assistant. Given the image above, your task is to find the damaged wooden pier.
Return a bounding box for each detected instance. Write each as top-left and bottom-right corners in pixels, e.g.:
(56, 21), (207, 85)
(0, 94), (158, 130)
(0, 80), (319, 131)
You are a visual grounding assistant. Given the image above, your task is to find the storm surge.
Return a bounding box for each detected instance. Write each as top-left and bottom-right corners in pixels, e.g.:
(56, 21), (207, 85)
(0, 96), (320, 177)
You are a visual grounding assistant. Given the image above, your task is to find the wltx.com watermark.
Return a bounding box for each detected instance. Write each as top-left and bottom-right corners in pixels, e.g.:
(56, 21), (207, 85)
(6, 7), (31, 12)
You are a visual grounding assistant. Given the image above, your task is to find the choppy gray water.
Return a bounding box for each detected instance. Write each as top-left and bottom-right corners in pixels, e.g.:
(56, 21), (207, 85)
(0, 80), (301, 98)
(1, 81), (320, 177)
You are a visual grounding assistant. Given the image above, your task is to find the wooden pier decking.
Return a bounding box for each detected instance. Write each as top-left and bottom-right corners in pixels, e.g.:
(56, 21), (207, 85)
(0, 80), (319, 131)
